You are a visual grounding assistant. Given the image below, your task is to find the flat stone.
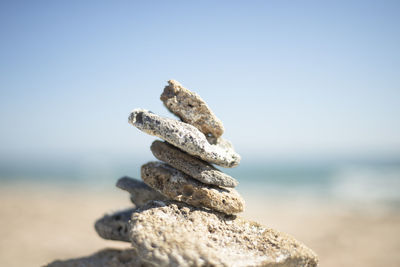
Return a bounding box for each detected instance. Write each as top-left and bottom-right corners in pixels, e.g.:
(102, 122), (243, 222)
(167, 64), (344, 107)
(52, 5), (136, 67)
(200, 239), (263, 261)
(141, 162), (244, 214)
(94, 208), (134, 242)
(151, 140), (238, 187)
(130, 201), (319, 267)
(116, 176), (167, 206)
(129, 109), (240, 168)
(160, 80), (225, 138)
(45, 248), (141, 267)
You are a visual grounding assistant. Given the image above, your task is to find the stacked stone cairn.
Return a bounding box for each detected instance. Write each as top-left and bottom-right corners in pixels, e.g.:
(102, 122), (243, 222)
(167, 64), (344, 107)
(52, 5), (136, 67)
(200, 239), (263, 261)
(47, 80), (318, 267)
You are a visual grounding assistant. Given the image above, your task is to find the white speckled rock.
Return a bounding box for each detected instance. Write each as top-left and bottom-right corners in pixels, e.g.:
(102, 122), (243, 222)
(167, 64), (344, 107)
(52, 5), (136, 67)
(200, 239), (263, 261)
(130, 201), (319, 267)
(45, 248), (142, 267)
(129, 109), (240, 168)
(94, 208), (134, 242)
(141, 162), (244, 214)
(116, 176), (167, 206)
(160, 80), (225, 138)
(151, 140), (238, 187)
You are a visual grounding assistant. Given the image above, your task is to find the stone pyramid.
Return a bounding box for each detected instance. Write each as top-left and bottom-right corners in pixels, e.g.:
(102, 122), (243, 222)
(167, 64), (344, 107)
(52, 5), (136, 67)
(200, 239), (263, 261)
(47, 80), (318, 267)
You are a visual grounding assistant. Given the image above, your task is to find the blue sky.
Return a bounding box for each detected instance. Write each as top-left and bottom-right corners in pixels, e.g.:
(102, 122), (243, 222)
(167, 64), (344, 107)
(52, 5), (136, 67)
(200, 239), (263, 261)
(1, 0), (399, 164)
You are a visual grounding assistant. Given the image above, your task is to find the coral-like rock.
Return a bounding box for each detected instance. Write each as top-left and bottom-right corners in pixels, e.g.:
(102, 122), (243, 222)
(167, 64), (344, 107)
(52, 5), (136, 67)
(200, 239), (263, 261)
(45, 248), (142, 267)
(151, 140), (238, 187)
(94, 208), (134, 242)
(129, 109), (240, 168)
(116, 176), (167, 206)
(161, 80), (224, 138)
(141, 162), (244, 214)
(130, 201), (319, 267)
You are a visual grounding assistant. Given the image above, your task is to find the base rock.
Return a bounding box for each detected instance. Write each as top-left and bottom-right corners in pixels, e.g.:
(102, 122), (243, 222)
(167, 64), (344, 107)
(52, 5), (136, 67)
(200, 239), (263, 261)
(130, 201), (318, 267)
(45, 248), (142, 267)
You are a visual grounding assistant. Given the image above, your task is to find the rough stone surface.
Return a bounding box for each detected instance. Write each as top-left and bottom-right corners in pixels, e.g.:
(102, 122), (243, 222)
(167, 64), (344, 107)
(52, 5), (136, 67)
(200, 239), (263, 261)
(94, 208), (134, 242)
(130, 201), (319, 267)
(160, 80), (225, 138)
(45, 248), (142, 267)
(141, 162), (244, 214)
(129, 109), (240, 168)
(117, 176), (167, 206)
(151, 140), (238, 188)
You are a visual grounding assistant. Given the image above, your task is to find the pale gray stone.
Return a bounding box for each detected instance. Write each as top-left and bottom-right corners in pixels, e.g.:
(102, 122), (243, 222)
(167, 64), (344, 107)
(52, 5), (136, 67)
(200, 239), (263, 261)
(94, 208), (134, 242)
(130, 201), (319, 267)
(151, 140), (238, 187)
(45, 248), (143, 267)
(116, 176), (167, 206)
(141, 162), (244, 214)
(128, 109), (240, 168)
(160, 80), (225, 138)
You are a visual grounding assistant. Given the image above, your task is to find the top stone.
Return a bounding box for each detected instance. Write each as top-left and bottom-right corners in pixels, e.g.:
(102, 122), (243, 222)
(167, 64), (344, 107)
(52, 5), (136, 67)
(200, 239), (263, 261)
(129, 109), (240, 168)
(161, 80), (225, 138)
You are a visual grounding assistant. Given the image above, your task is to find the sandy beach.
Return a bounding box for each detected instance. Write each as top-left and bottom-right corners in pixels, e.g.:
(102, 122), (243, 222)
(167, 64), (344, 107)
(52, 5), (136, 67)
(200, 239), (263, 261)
(0, 182), (399, 267)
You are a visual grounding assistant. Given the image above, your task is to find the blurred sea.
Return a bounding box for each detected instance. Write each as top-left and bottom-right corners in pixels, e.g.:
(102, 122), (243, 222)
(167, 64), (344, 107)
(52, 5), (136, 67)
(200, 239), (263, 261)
(1, 156), (399, 208)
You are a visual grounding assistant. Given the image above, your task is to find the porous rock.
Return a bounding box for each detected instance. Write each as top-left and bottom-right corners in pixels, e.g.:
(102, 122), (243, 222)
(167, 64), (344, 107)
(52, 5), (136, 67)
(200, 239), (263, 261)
(45, 248), (142, 267)
(129, 109), (240, 168)
(116, 176), (167, 206)
(94, 208), (134, 242)
(141, 161), (244, 214)
(130, 201), (319, 267)
(160, 80), (225, 138)
(151, 140), (238, 187)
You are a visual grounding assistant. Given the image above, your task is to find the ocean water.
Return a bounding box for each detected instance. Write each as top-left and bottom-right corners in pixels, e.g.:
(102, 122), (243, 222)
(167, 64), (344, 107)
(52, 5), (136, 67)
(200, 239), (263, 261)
(229, 161), (400, 207)
(1, 156), (399, 207)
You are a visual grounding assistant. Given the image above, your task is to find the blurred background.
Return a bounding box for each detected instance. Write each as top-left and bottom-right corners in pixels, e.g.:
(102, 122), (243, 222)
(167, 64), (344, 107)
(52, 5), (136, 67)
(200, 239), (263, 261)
(0, 1), (399, 266)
